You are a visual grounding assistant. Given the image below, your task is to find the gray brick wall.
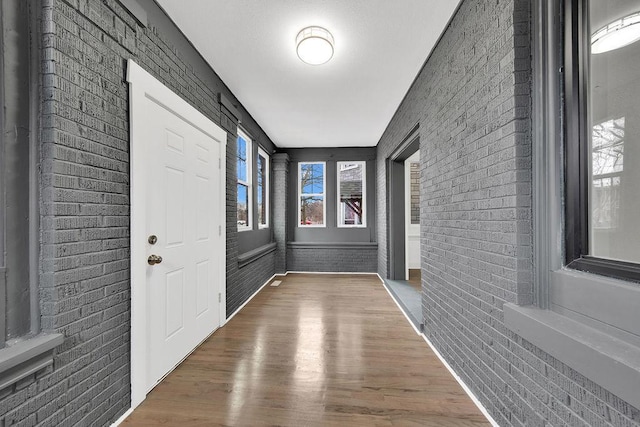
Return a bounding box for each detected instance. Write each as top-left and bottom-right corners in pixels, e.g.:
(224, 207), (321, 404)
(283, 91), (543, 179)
(410, 162), (420, 224)
(273, 153), (289, 274)
(0, 0), (275, 425)
(376, 0), (639, 426)
(230, 251), (276, 316)
(287, 245), (377, 273)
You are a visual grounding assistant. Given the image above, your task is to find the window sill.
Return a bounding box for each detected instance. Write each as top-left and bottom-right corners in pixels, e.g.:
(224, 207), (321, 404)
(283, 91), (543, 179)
(238, 242), (277, 268)
(504, 303), (640, 410)
(0, 333), (64, 390)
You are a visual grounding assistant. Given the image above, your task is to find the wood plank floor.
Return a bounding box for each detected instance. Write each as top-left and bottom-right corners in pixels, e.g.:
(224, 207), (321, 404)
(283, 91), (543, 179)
(122, 273), (490, 426)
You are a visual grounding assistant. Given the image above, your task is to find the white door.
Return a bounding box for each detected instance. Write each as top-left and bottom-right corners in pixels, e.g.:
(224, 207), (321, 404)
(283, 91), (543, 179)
(144, 100), (221, 391)
(128, 60), (226, 409)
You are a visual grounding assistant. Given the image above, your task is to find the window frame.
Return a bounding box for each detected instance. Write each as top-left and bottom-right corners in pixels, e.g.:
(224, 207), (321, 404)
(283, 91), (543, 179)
(0, 0), (64, 388)
(257, 146), (270, 229)
(563, 0), (640, 282)
(298, 161), (326, 228)
(336, 161), (367, 228)
(505, 0), (640, 411)
(236, 128), (252, 232)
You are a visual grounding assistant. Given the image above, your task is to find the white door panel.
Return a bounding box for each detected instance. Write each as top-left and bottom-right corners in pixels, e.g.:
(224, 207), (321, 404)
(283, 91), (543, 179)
(145, 99), (220, 391)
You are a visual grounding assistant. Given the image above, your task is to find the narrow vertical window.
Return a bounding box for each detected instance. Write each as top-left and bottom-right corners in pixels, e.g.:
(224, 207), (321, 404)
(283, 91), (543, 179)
(257, 147), (269, 228)
(237, 129), (252, 230)
(299, 162), (325, 227)
(337, 161), (366, 227)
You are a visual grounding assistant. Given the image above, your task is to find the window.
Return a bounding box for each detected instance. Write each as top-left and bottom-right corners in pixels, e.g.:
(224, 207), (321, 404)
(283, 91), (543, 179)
(237, 129), (252, 230)
(257, 147), (269, 228)
(299, 162), (325, 227)
(0, 0), (63, 385)
(564, 0), (640, 280)
(1, 0), (36, 349)
(504, 0), (640, 411)
(337, 161), (366, 227)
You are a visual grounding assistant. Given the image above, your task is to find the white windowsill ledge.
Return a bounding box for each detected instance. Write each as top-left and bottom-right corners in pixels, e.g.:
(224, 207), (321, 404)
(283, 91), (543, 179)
(504, 303), (640, 410)
(0, 333), (64, 390)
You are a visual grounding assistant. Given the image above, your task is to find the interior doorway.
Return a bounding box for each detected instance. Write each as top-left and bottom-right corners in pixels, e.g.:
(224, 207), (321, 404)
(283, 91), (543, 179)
(387, 129), (419, 280)
(385, 128), (422, 330)
(404, 151), (421, 289)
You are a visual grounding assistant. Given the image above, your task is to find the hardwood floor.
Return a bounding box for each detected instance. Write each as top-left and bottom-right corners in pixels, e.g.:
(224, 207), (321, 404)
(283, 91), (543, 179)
(122, 273), (489, 426)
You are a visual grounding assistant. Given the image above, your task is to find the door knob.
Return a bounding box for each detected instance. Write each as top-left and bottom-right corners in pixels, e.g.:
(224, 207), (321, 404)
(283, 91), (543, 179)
(148, 254), (163, 265)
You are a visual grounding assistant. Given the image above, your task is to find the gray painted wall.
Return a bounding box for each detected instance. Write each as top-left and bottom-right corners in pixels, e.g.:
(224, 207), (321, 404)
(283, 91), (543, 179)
(0, 0), (276, 424)
(376, 0), (640, 426)
(284, 147), (378, 272)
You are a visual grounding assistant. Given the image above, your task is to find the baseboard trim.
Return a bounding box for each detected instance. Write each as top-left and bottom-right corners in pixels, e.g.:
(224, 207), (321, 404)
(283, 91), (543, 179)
(420, 333), (500, 427)
(110, 408), (133, 426)
(284, 270), (377, 275)
(225, 274), (277, 323)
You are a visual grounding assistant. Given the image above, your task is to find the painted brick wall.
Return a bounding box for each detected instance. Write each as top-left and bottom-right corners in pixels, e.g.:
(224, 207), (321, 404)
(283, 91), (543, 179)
(410, 162), (420, 224)
(376, 0), (639, 426)
(0, 0), (276, 425)
(287, 245), (377, 273)
(230, 252), (276, 315)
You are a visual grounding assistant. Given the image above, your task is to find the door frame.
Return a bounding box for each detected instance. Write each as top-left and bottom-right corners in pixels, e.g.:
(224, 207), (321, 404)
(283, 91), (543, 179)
(387, 125), (419, 280)
(127, 60), (227, 409)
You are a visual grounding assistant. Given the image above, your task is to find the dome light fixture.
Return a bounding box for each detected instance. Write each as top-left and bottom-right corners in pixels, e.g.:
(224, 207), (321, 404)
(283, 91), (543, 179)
(296, 26), (334, 65)
(592, 11), (640, 54)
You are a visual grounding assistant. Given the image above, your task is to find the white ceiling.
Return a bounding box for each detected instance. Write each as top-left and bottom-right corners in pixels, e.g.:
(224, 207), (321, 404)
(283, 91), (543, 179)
(154, 1), (460, 148)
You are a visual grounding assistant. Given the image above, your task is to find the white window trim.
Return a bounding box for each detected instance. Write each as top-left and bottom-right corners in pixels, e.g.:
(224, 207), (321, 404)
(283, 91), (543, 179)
(298, 161), (326, 228)
(337, 161), (366, 228)
(257, 147), (269, 229)
(237, 128), (252, 232)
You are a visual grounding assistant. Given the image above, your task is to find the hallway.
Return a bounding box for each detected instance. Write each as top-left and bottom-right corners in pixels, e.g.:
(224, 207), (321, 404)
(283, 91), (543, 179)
(122, 274), (489, 426)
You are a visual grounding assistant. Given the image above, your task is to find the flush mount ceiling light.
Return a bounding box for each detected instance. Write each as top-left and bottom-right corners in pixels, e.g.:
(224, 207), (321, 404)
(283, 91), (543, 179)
(296, 26), (334, 65)
(592, 11), (640, 54)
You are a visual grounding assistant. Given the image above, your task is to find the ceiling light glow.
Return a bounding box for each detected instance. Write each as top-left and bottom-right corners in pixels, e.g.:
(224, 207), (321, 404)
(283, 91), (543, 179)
(296, 26), (334, 65)
(592, 11), (640, 54)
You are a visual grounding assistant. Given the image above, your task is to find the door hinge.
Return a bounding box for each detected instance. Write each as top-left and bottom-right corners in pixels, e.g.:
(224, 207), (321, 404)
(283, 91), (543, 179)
(218, 158), (221, 169)
(218, 293), (221, 303)
(218, 225), (222, 236)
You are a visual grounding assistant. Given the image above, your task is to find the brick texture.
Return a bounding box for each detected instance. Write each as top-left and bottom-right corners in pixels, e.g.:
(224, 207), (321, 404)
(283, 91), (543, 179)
(0, 0), (275, 425)
(376, 0), (639, 426)
(287, 246), (377, 273)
